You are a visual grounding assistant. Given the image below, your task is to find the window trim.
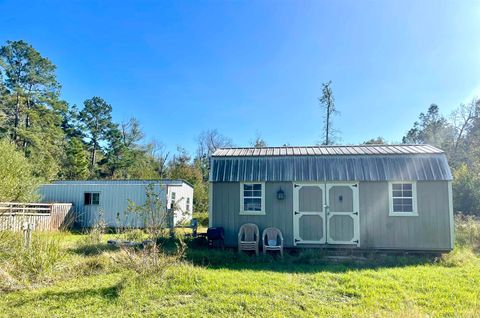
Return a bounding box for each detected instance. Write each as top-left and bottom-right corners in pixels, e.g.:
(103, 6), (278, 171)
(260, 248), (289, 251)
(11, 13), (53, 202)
(388, 181), (418, 216)
(240, 182), (266, 215)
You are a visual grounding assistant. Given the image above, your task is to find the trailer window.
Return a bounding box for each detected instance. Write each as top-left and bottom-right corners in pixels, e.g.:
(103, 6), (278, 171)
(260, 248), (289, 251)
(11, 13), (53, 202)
(84, 192), (100, 205)
(240, 182), (265, 215)
(389, 182), (417, 216)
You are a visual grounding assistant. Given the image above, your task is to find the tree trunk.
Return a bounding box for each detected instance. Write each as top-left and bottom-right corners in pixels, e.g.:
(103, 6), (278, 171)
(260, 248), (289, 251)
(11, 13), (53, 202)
(91, 141), (97, 174)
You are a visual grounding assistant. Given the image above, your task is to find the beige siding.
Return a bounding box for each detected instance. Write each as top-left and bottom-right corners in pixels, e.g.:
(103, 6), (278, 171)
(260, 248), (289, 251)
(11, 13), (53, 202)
(359, 181), (452, 250)
(212, 182), (294, 247)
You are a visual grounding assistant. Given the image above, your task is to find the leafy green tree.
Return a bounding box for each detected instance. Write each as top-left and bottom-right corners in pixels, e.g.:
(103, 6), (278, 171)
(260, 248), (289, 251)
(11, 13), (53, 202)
(0, 40), (66, 180)
(78, 97), (114, 176)
(402, 104), (454, 149)
(0, 138), (39, 201)
(453, 164), (480, 215)
(168, 147), (208, 213)
(63, 137), (89, 180)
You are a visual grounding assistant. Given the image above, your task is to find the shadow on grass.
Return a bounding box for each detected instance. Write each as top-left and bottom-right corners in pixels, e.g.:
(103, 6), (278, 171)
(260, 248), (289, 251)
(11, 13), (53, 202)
(182, 238), (440, 274)
(70, 243), (119, 256)
(9, 279), (126, 308)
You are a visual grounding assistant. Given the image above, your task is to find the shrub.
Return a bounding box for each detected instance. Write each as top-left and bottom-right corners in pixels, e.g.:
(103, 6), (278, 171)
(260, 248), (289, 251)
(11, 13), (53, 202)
(0, 139), (40, 202)
(0, 232), (67, 291)
(193, 212), (209, 227)
(455, 214), (480, 251)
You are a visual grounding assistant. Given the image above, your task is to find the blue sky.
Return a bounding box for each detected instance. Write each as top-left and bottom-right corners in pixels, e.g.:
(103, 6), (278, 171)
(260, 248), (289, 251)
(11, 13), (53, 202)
(1, 1), (479, 154)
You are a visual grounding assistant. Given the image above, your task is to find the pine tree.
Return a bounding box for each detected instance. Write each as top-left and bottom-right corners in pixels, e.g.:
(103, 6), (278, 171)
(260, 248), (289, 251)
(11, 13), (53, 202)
(0, 40), (66, 180)
(64, 137), (89, 180)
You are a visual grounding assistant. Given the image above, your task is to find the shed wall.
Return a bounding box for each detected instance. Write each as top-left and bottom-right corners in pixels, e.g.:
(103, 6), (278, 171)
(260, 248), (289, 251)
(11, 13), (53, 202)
(359, 181), (452, 250)
(40, 184), (167, 228)
(211, 181), (452, 250)
(211, 182), (294, 247)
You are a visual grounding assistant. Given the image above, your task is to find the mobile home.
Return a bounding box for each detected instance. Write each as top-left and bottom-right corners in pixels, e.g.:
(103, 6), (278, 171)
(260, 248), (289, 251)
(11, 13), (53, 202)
(209, 145), (454, 251)
(39, 180), (193, 228)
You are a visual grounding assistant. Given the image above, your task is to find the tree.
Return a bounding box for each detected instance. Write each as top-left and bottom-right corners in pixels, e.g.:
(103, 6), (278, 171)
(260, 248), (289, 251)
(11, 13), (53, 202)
(0, 40), (66, 180)
(250, 132), (267, 148)
(402, 104), (453, 147)
(63, 137), (89, 180)
(195, 129), (233, 183)
(168, 147), (208, 213)
(363, 137), (387, 145)
(78, 97), (114, 176)
(452, 164), (480, 215)
(318, 81), (339, 145)
(196, 129), (233, 159)
(0, 138), (39, 202)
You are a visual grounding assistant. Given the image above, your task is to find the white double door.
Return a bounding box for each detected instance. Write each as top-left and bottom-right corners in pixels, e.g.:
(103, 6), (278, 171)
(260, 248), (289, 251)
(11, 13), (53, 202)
(293, 183), (359, 246)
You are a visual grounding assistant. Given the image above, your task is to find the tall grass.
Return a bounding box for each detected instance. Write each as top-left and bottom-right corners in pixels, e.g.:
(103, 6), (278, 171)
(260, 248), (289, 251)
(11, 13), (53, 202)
(455, 214), (480, 251)
(0, 232), (67, 291)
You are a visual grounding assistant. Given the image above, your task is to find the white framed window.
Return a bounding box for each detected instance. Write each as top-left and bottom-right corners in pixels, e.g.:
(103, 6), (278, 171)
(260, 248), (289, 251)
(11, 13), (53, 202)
(186, 197), (190, 212)
(388, 182), (418, 216)
(240, 182), (265, 215)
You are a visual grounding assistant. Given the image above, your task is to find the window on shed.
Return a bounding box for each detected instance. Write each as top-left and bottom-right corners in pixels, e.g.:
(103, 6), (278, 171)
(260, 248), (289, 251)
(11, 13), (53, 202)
(186, 197), (190, 212)
(84, 192), (100, 205)
(389, 182), (417, 216)
(240, 183), (265, 215)
(170, 192), (176, 209)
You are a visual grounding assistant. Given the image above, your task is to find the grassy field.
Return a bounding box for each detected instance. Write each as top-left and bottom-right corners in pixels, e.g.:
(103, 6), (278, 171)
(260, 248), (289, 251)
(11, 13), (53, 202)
(1, 217), (480, 317)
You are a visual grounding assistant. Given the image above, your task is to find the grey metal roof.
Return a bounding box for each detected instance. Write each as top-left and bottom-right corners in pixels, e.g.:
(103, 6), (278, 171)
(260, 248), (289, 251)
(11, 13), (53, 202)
(46, 179), (193, 188)
(212, 144), (444, 157)
(210, 145), (452, 182)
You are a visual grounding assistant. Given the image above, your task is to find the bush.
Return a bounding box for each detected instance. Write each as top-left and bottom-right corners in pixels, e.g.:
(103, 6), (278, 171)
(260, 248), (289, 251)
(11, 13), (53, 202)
(0, 139), (40, 202)
(193, 212), (208, 227)
(455, 214), (480, 251)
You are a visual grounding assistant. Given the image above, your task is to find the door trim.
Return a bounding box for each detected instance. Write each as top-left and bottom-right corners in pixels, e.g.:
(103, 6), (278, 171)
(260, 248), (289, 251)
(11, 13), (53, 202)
(293, 183), (326, 246)
(293, 182), (360, 247)
(326, 183), (360, 246)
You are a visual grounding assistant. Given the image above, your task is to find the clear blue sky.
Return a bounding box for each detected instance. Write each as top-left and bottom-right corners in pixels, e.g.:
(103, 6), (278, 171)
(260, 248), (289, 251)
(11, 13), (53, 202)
(1, 1), (479, 154)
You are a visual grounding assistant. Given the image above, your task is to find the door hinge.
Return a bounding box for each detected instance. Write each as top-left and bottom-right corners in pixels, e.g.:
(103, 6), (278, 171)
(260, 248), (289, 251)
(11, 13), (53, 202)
(295, 239), (301, 243)
(352, 184), (358, 187)
(294, 211), (300, 215)
(353, 240), (359, 244)
(353, 212), (358, 215)
(294, 184), (300, 188)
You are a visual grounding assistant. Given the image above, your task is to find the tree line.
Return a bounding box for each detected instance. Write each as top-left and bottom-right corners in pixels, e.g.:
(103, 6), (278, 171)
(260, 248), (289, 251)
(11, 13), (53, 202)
(1, 40), (479, 215)
(0, 40), (233, 212)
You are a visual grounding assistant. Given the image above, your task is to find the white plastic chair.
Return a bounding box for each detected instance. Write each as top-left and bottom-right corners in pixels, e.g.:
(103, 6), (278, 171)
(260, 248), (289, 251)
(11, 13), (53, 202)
(262, 227), (284, 257)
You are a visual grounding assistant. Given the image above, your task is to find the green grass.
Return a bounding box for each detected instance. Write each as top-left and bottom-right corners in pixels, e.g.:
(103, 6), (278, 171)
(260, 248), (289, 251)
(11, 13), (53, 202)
(1, 221), (480, 317)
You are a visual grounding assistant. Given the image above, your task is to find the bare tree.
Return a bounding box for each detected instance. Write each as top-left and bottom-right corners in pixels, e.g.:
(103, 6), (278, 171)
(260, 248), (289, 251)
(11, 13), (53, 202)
(451, 98), (479, 151)
(250, 131), (267, 148)
(318, 81), (339, 145)
(120, 117), (144, 148)
(146, 139), (170, 178)
(196, 129), (233, 158)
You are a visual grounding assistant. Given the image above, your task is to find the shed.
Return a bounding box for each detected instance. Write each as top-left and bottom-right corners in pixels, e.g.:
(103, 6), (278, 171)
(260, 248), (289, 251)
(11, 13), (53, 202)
(209, 144), (454, 251)
(39, 180), (193, 228)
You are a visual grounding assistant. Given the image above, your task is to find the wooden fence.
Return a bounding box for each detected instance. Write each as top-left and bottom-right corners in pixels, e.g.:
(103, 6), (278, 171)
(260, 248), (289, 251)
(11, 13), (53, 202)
(0, 202), (75, 231)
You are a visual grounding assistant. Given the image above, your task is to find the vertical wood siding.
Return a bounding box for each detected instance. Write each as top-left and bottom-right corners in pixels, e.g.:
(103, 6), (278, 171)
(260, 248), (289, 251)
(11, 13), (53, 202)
(0, 203), (74, 231)
(212, 182), (294, 247)
(359, 181), (452, 250)
(212, 181), (452, 250)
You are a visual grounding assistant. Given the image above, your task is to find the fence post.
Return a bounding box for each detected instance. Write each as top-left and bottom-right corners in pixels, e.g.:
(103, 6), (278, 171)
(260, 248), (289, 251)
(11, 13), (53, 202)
(22, 222), (33, 248)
